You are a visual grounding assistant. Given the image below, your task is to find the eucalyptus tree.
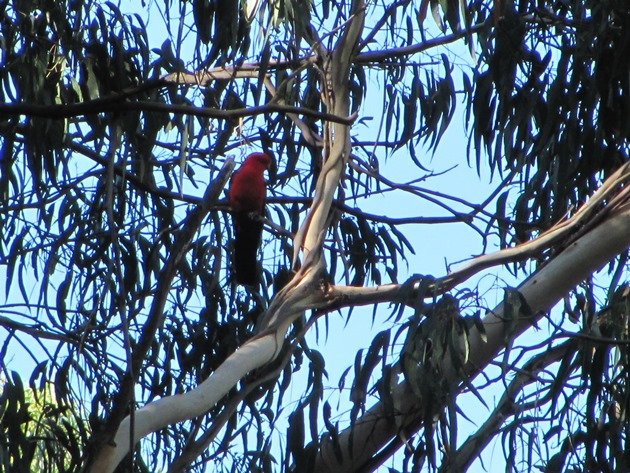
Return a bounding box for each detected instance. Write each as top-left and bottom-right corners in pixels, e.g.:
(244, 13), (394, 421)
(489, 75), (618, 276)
(0, 0), (629, 472)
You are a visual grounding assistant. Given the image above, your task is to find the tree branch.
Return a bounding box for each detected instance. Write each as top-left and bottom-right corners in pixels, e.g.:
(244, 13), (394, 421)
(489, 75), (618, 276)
(354, 20), (490, 65)
(312, 202), (630, 472)
(438, 162), (630, 291)
(307, 164), (630, 314)
(441, 340), (577, 472)
(89, 4), (371, 468)
(0, 100), (355, 125)
(291, 0), (365, 268)
(0, 314), (80, 345)
(88, 158), (235, 472)
(90, 328), (284, 472)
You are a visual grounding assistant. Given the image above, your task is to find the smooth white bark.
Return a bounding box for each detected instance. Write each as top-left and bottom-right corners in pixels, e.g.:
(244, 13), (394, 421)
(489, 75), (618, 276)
(314, 204), (630, 472)
(91, 330), (282, 472)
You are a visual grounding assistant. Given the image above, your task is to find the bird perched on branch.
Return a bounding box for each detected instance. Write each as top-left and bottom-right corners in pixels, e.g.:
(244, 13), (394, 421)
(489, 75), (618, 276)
(228, 152), (272, 285)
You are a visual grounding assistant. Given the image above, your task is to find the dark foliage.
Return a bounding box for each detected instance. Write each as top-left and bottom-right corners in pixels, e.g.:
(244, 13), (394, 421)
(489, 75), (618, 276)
(0, 0), (628, 472)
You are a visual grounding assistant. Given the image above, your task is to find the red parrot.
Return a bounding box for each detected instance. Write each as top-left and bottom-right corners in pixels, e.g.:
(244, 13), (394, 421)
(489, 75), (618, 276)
(228, 152), (272, 285)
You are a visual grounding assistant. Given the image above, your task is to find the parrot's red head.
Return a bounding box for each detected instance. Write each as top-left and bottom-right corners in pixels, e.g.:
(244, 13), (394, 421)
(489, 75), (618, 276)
(244, 152), (272, 170)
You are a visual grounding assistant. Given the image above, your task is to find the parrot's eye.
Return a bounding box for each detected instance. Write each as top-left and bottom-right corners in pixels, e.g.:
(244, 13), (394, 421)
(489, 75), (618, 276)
(259, 154), (271, 167)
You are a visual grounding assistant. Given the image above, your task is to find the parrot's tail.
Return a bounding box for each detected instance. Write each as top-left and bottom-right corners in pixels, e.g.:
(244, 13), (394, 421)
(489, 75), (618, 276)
(233, 212), (263, 285)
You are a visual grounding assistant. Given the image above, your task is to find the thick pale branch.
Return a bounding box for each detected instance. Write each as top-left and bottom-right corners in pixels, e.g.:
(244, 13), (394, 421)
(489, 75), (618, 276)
(89, 159), (235, 471)
(94, 202), (335, 472)
(92, 271), (330, 472)
(312, 165), (630, 313)
(90, 7), (370, 469)
(167, 320), (315, 473)
(313, 203), (630, 472)
(293, 0), (365, 263)
(439, 162), (630, 290)
(90, 331), (283, 472)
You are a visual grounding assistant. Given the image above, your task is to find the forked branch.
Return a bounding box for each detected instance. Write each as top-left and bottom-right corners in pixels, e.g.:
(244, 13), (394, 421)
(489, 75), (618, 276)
(88, 3), (368, 470)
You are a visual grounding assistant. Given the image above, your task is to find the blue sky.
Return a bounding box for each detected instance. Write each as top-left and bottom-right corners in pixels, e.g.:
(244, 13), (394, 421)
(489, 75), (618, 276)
(1, 2), (592, 472)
